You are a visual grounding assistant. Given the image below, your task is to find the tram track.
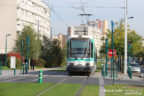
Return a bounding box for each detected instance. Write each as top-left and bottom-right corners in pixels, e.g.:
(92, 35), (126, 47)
(36, 76), (72, 96)
(75, 74), (93, 96)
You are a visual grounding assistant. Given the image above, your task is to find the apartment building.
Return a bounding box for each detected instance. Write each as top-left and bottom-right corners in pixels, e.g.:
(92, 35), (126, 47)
(0, 0), (50, 53)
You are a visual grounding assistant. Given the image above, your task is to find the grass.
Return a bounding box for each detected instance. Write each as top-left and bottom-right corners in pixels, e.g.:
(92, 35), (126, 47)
(81, 85), (99, 96)
(96, 61), (104, 72)
(0, 82), (20, 91)
(41, 83), (81, 96)
(35, 66), (45, 70)
(105, 84), (144, 96)
(0, 83), (82, 96)
(0, 83), (53, 96)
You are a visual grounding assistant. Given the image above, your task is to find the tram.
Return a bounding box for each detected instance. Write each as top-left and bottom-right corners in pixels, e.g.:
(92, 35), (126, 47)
(66, 35), (97, 75)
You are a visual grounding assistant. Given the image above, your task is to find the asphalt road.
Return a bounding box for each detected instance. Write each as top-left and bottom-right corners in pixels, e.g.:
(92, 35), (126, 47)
(0, 70), (144, 86)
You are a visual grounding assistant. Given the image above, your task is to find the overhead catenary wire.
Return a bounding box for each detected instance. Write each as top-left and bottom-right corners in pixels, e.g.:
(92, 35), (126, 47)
(50, 7), (69, 27)
(45, 0), (69, 27)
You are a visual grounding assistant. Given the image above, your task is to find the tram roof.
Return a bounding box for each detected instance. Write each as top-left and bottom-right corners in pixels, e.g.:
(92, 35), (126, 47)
(67, 35), (93, 40)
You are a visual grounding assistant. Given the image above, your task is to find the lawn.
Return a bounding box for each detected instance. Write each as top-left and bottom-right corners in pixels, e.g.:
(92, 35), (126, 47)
(96, 61), (104, 72)
(105, 84), (144, 96)
(0, 82), (21, 91)
(0, 83), (53, 96)
(81, 85), (99, 96)
(41, 83), (81, 96)
(0, 83), (100, 96)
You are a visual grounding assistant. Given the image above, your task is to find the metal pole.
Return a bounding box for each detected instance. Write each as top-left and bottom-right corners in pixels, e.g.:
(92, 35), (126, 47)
(105, 38), (108, 76)
(111, 58), (112, 78)
(26, 36), (30, 74)
(4, 34), (11, 68)
(21, 40), (23, 74)
(128, 41), (131, 68)
(0, 62), (2, 75)
(111, 21), (115, 84)
(14, 68), (16, 76)
(124, 0), (128, 75)
(5, 35), (8, 68)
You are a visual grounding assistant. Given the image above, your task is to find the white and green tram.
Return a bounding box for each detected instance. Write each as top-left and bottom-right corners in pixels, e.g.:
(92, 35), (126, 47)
(66, 35), (97, 75)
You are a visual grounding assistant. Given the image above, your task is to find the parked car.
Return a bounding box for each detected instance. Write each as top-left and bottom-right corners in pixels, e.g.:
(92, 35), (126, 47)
(130, 62), (141, 73)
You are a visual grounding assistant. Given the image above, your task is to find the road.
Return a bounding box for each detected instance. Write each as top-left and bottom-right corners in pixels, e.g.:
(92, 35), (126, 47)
(0, 70), (144, 86)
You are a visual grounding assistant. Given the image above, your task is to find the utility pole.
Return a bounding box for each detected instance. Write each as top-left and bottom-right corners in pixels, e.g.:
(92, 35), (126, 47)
(124, 0), (128, 75)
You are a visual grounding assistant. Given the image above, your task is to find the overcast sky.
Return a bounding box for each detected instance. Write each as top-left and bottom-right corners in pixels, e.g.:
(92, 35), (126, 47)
(45, 0), (144, 38)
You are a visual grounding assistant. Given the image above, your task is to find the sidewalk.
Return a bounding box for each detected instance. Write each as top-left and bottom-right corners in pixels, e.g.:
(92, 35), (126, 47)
(104, 72), (144, 81)
(0, 70), (37, 77)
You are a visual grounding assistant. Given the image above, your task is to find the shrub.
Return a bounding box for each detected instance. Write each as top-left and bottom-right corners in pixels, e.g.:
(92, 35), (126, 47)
(35, 58), (46, 67)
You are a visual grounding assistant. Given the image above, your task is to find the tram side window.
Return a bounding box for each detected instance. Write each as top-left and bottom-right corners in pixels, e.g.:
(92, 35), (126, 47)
(91, 43), (93, 58)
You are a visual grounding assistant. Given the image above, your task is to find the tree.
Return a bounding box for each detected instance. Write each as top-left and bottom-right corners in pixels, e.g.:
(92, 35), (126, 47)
(41, 36), (64, 67)
(14, 26), (41, 59)
(100, 21), (144, 57)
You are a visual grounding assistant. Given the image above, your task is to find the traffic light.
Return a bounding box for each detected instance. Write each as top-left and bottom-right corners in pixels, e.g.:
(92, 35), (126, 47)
(129, 40), (131, 44)
(129, 40), (131, 49)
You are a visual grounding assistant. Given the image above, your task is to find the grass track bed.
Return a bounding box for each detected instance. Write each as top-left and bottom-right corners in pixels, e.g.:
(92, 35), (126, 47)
(41, 83), (81, 96)
(0, 83), (53, 96)
(81, 85), (99, 96)
(105, 84), (144, 96)
(0, 83), (20, 91)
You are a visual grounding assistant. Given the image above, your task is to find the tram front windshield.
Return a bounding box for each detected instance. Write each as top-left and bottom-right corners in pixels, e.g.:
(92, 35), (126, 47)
(70, 38), (90, 58)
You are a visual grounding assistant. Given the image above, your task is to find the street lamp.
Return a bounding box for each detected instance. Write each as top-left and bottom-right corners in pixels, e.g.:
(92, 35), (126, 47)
(5, 34), (11, 67)
(124, 0), (134, 75)
(124, 0), (128, 75)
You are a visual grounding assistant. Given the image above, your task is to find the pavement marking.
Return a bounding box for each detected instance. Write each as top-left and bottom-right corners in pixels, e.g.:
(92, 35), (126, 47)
(99, 76), (105, 96)
(36, 76), (71, 96)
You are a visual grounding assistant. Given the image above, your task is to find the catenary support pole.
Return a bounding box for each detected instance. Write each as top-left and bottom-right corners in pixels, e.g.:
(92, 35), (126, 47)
(124, 0), (128, 75)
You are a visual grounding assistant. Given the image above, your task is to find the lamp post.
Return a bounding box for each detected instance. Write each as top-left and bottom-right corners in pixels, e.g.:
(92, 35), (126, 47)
(124, 0), (128, 75)
(124, 0), (134, 75)
(5, 34), (11, 67)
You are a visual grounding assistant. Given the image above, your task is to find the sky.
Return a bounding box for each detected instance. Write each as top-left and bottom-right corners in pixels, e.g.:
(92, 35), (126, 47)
(45, 0), (144, 38)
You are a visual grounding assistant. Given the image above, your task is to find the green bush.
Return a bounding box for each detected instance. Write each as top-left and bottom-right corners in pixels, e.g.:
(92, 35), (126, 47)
(35, 58), (46, 67)
(7, 57), (21, 68)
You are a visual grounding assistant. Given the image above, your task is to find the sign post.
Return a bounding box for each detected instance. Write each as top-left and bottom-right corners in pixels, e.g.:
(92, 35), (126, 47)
(111, 20), (115, 84)
(105, 38), (108, 76)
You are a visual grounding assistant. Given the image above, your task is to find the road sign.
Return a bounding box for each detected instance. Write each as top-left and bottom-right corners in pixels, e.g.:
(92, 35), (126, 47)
(10, 56), (16, 69)
(108, 49), (116, 57)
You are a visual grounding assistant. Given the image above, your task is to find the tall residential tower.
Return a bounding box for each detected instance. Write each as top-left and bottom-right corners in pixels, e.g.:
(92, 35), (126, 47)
(0, 0), (50, 53)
